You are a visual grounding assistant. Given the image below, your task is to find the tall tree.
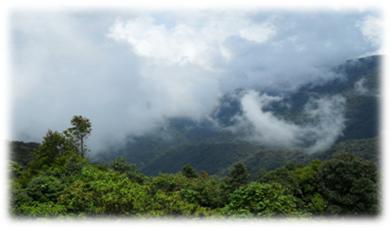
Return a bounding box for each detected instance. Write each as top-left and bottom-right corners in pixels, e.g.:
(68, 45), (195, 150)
(224, 163), (249, 192)
(31, 130), (74, 165)
(64, 115), (91, 157)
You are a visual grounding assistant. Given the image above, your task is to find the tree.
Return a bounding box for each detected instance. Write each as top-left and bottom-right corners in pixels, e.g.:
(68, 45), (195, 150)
(317, 154), (378, 215)
(259, 160), (327, 214)
(26, 175), (64, 202)
(149, 190), (208, 216)
(36, 130), (71, 158)
(224, 163), (249, 192)
(64, 115), (91, 157)
(181, 164), (198, 178)
(223, 182), (301, 216)
(26, 130), (77, 175)
(111, 157), (145, 183)
(73, 165), (150, 215)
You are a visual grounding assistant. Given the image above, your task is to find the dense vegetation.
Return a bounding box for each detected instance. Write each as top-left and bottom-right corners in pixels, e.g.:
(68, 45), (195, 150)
(10, 116), (379, 217)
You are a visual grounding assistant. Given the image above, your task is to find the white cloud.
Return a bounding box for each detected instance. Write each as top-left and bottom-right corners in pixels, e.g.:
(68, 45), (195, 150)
(303, 95), (346, 153)
(239, 23), (275, 43)
(107, 14), (275, 70)
(234, 90), (346, 152)
(236, 90), (301, 148)
(359, 15), (382, 48)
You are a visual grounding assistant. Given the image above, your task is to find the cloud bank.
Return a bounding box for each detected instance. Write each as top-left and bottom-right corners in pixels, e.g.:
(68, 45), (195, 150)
(10, 10), (381, 153)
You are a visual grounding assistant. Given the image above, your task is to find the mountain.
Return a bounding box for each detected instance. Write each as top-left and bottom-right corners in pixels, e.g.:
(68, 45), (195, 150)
(9, 141), (39, 167)
(11, 55), (380, 177)
(284, 55), (380, 141)
(142, 141), (259, 175)
(92, 55), (380, 175)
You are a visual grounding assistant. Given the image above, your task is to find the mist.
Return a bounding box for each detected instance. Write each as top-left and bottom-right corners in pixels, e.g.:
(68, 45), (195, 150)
(227, 90), (346, 153)
(10, 10), (381, 153)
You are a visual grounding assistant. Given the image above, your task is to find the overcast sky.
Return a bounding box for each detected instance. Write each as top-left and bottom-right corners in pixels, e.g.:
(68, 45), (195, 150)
(10, 10), (381, 151)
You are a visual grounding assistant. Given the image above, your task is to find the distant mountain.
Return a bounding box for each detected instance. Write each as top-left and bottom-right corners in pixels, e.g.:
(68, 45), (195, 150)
(9, 141), (39, 167)
(213, 55), (380, 140)
(286, 55), (380, 141)
(142, 141), (259, 175)
(13, 55), (380, 176)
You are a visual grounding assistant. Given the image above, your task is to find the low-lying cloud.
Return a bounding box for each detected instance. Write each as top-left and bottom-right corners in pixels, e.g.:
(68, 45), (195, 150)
(231, 90), (346, 153)
(10, 10), (381, 153)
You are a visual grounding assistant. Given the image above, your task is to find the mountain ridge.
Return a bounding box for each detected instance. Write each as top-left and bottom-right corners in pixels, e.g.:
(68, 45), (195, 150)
(93, 55), (381, 175)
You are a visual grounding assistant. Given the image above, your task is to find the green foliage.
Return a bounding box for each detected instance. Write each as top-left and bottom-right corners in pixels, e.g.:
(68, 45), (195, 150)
(224, 163), (249, 193)
(259, 160), (327, 214)
(146, 173), (224, 216)
(64, 115), (91, 156)
(148, 173), (189, 194)
(111, 157), (145, 183)
(181, 164), (198, 178)
(11, 180), (32, 214)
(76, 165), (150, 215)
(35, 130), (75, 159)
(56, 165), (151, 215)
(148, 190), (208, 217)
(27, 130), (78, 177)
(190, 177), (225, 208)
(317, 154), (378, 215)
(26, 175), (64, 202)
(223, 182), (301, 216)
(9, 115), (379, 217)
(62, 153), (88, 176)
(10, 161), (23, 179)
(58, 179), (95, 214)
(18, 202), (67, 217)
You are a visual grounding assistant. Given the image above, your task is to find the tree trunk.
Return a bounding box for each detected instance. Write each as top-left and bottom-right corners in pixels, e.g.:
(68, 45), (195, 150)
(80, 136), (84, 157)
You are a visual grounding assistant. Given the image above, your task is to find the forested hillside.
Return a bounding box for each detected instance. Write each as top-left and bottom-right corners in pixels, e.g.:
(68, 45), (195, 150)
(10, 116), (379, 217)
(9, 56), (381, 217)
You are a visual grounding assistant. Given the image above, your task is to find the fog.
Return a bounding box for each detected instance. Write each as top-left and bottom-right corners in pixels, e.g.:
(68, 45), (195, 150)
(227, 90), (346, 153)
(10, 10), (381, 153)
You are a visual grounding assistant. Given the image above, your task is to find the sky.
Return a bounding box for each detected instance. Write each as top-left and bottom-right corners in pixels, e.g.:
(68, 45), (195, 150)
(10, 10), (382, 152)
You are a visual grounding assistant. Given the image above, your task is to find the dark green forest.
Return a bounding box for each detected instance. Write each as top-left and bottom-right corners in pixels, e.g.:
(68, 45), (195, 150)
(10, 116), (379, 217)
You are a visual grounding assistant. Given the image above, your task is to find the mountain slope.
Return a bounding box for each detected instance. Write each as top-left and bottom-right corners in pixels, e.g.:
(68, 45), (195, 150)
(90, 55), (382, 175)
